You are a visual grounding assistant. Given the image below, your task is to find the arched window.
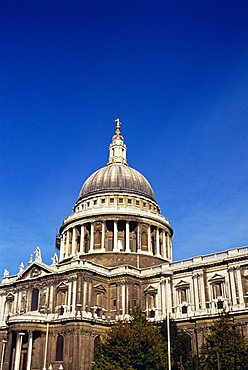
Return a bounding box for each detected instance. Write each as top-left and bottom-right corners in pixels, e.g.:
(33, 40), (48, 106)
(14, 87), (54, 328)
(31, 288), (39, 311)
(56, 335), (64, 361)
(4, 294), (14, 316)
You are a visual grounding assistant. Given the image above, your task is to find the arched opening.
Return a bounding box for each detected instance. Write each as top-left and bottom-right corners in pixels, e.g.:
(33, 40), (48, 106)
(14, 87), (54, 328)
(56, 335), (64, 361)
(94, 336), (101, 352)
(31, 289), (39, 311)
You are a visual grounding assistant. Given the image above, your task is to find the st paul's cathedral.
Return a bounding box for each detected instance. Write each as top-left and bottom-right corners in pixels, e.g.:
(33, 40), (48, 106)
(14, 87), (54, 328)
(0, 120), (248, 370)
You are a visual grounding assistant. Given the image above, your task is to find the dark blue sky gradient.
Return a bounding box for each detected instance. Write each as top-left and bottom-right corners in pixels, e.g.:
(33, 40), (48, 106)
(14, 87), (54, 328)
(1, 0), (248, 275)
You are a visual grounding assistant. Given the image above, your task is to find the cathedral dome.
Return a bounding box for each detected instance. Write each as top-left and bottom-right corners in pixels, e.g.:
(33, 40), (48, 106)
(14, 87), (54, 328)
(79, 163), (155, 201)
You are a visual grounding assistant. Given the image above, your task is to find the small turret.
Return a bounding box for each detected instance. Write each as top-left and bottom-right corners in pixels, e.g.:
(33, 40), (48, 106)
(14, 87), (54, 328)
(108, 118), (127, 165)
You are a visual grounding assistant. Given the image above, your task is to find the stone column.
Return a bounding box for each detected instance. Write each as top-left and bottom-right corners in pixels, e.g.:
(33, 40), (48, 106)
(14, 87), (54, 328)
(3, 332), (12, 370)
(236, 267), (244, 306)
(193, 274), (200, 312)
(67, 281), (72, 311)
(17, 291), (22, 314)
(72, 280), (77, 313)
(162, 279), (167, 316)
(126, 284), (129, 314)
(45, 287), (49, 308)
(14, 332), (24, 370)
(83, 281), (87, 311)
(101, 222), (105, 251)
(162, 231), (166, 259)
(229, 267), (237, 305)
(125, 221), (131, 252)
(122, 284), (126, 316)
(65, 230), (70, 258)
(0, 339), (7, 370)
(71, 228), (77, 256)
(166, 234), (170, 260)
(60, 234), (65, 261)
(49, 285), (54, 313)
(80, 225), (85, 254)
(137, 223), (141, 253)
(13, 292), (18, 314)
(26, 331), (33, 370)
(160, 279), (166, 317)
(148, 225), (152, 254)
(165, 278), (172, 313)
(90, 223), (94, 252)
(113, 221), (118, 252)
(156, 228), (160, 256)
(0, 295), (2, 321)
(199, 272), (206, 310)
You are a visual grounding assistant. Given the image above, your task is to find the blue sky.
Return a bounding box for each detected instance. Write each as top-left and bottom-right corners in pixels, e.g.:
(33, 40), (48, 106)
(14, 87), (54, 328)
(1, 0), (248, 276)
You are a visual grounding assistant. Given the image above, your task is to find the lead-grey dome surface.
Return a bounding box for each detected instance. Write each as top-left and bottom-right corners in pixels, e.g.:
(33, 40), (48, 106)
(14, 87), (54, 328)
(78, 164), (155, 201)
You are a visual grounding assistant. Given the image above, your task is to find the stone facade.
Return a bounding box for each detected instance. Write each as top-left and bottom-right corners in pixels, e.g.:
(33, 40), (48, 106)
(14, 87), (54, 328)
(0, 121), (248, 370)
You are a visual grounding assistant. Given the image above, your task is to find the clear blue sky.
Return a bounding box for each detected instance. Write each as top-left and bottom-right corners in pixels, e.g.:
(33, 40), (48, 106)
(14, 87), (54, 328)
(1, 0), (248, 276)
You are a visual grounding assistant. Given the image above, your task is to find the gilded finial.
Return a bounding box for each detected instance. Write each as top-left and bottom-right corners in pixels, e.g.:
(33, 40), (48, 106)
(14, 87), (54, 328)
(115, 118), (121, 138)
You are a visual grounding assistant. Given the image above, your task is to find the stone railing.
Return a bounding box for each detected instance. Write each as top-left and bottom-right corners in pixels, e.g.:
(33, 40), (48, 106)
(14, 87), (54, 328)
(63, 206), (170, 226)
(172, 245), (248, 269)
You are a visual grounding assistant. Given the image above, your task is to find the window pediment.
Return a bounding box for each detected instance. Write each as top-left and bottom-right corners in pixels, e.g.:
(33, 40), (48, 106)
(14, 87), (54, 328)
(175, 280), (189, 289)
(144, 285), (157, 294)
(94, 284), (106, 293)
(57, 282), (69, 292)
(209, 274), (225, 283)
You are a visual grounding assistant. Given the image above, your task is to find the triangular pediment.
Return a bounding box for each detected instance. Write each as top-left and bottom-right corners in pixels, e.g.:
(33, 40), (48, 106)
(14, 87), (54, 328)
(209, 273), (224, 282)
(94, 284), (106, 293)
(144, 285), (157, 294)
(17, 262), (52, 281)
(175, 280), (189, 288)
(56, 282), (69, 291)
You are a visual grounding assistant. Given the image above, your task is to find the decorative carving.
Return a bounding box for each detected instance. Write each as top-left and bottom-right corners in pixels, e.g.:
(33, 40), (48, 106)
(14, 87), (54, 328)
(35, 246), (42, 262)
(3, 269), (9, 278)
(52, 253), (58, 265)
(30, 268), (41, 278)
(18, 262), (25, 275)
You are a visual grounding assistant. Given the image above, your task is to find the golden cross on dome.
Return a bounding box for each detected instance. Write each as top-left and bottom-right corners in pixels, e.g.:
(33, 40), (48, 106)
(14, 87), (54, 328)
(114, 118), (121, 138)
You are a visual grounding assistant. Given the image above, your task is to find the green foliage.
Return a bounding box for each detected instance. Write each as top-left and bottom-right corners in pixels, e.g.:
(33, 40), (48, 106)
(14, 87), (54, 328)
(92, 309), (168, 370)
(199, 313), (248, 370)
(160, 320), (193, 370)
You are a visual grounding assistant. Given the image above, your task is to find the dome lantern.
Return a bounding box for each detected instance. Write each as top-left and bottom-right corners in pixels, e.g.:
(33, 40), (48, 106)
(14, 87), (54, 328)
(108, 118), (127, 165)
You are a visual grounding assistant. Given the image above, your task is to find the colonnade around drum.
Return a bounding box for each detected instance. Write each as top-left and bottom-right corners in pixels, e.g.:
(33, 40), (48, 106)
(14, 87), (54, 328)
(60, 219), (172, 261)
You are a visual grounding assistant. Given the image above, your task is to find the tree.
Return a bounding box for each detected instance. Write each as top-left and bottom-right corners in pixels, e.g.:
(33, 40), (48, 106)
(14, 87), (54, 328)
(160, 319), (195, 370)
(199, 313), (248, 370)
(92, 309), (168, 370)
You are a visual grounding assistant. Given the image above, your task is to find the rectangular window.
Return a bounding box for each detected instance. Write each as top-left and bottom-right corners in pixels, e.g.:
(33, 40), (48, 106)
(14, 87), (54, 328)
(112, 298), (116, 308)
(119, 198), (123, 203)
(128, 199), (132, 205)
(110, 198), (115, 204)
(101, 199), (105, 204)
